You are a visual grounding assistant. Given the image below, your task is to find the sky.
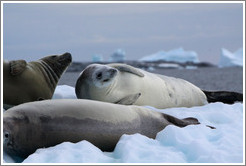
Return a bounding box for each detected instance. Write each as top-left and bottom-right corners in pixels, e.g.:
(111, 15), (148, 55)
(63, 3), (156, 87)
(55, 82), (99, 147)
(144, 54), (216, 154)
(2, 2), (244, 64)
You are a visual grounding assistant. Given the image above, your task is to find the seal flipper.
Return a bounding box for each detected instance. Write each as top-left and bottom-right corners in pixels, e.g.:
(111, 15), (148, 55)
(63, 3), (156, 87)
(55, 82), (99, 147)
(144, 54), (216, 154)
(163, 113), (200, 127)
(202, 90), (243, 104)
(163, 113), (216, 129)
(10, 60), (27, 76)
(109, 63), (144, 77)
(115, 93), (141, 105)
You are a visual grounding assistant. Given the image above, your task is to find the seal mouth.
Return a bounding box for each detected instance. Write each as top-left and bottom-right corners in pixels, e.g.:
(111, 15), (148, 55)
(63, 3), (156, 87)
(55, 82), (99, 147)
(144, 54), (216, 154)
(103, 79), (110, 82)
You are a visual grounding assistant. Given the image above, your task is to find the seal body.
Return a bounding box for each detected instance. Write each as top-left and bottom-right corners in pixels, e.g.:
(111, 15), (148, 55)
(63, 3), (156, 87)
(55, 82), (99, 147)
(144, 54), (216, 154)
(75, 63), (207, 109)
(3, 99), (200, 158)
(3, 53), (72, 109)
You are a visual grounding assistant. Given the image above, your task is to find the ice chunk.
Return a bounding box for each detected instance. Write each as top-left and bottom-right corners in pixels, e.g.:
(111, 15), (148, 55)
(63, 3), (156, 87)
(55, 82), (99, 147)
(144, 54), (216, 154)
(140, 47), (200, 63)
(218, 48), (243, 67)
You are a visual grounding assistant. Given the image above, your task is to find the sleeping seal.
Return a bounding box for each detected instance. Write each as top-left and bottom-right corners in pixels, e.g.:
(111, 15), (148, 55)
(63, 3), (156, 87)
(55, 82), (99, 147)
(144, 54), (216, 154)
(3, 99), (202, 158)
(3, 52), (72, 109)
(75, 63), (243, 109)
(75, 63), (207, 109)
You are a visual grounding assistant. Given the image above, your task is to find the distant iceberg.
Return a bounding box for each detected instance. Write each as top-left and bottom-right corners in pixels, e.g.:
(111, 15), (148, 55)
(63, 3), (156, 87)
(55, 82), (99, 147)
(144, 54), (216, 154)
(110, 49), (126, 62)
(140, 48), (200, 63)
(218, 48), (243, 68)
(92, 54), (103, 63)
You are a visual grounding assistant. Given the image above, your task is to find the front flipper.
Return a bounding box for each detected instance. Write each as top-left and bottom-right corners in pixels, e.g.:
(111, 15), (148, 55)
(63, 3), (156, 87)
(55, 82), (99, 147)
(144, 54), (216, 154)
(115, 93), (141, 105)
(109, 63), (144, 77)
(162, 113), (216, 129)
(10, 60), (27, 76)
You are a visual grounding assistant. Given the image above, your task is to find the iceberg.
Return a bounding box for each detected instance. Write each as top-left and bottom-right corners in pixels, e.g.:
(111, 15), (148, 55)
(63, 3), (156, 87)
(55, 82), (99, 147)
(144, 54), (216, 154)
(110, 49), (126, 62)
(218, 48), (243, 68)
(92, 54), (103, 63)
(140, 47), (200, 63)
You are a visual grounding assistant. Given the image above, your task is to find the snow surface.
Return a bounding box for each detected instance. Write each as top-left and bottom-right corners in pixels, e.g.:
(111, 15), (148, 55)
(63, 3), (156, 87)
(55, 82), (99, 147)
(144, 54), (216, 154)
(218, 48), (243, 68)
(3, 85), (244, 164)
(140, 47), (200, 63)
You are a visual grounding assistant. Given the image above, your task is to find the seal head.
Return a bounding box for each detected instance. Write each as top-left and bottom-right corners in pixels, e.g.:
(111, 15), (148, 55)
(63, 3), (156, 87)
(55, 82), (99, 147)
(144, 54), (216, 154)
(39, 52), (72, 78)
(75, 64), (118, 99)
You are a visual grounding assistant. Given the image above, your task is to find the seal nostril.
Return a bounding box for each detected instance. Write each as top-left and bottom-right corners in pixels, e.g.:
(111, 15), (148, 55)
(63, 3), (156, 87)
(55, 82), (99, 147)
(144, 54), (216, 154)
(109, 69), (116, 73)
(109, 69), (117, 77)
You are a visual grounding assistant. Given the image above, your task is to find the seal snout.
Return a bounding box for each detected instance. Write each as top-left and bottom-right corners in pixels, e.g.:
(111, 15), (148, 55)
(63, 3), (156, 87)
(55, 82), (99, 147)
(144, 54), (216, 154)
(60, 52), (72, 63)
(3, 121), (14, 152)
(96, 68), (117, 83)
(3, 131), (12, 147)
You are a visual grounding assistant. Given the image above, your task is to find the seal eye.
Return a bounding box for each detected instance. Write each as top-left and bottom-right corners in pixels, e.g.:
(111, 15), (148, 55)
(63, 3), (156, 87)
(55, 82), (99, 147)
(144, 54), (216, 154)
(5, 133), (9, 138)
(96, 73), (102, 79)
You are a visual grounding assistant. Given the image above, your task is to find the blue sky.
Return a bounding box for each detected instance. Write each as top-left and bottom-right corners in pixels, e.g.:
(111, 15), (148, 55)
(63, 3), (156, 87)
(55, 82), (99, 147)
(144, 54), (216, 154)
(3, 2), (243, 64)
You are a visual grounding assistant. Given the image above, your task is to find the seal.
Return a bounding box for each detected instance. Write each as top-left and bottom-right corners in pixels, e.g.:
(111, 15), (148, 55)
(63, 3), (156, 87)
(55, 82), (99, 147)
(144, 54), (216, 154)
(3, 52), (72, 109)
(3, 99), (202, 159)
(75, 63), (207, 109)
(75, 63), (243, 108)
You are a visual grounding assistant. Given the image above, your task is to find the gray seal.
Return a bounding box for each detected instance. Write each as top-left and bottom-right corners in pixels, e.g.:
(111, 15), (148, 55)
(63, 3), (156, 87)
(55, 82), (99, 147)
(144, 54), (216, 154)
(3, 99), (202, 158)
(3, 52), (72, 109)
